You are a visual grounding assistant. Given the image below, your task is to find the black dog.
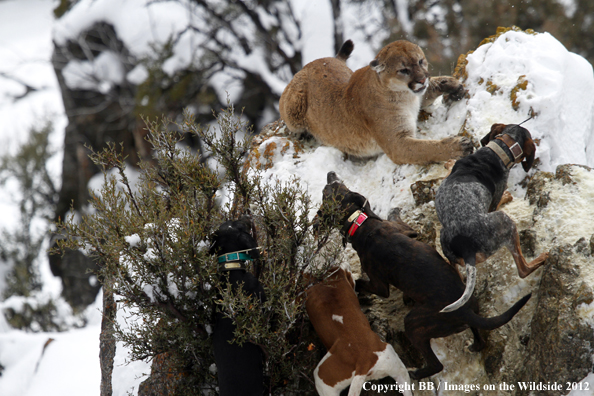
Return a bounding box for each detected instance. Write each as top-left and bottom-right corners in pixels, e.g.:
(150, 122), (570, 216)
(435, 123), (548, 313)
(317, 171), (531, 379)
(209, 216), (265, 396)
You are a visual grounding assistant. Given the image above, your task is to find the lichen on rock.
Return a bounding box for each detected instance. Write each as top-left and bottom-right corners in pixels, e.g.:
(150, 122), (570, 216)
(519, 243), (594, 395)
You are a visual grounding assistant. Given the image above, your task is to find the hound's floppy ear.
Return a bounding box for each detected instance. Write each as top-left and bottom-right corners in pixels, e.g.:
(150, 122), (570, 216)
(238, 213), (259, 245)
(344, 270), (356, 290)
(521, 138), (536, 172)
(480, 123), (507, 147)
(370, 59), (385, 73)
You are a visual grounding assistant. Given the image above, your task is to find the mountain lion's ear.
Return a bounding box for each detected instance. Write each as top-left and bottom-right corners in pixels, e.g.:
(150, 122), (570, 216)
(370, 59), (385, 73)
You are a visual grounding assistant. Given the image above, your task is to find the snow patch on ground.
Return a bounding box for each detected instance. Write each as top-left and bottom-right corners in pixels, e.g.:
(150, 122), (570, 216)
(532, 166), (594, 247)
(1, 2), (594, 394)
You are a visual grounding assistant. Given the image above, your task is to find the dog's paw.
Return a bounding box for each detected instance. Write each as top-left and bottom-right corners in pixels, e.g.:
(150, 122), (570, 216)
(387, 207), (402, 222)
(409, 366), (441, 381)
(497, 190), (514, 208)
(531, 251), (550, 267)
(408, 370), (421, 381)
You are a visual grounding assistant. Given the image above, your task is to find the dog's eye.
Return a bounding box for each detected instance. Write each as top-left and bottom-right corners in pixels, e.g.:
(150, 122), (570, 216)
(399, 68), (410, 75)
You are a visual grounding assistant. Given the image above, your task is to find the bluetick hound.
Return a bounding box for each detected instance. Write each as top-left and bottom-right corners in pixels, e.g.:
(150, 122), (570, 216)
(435, 123), (549, 313)
(316, 171), (531, 379)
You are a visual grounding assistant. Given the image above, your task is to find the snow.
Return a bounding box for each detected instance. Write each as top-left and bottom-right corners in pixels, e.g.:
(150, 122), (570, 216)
(127, 64), (150, 86)
(62, 51), (126, 93)
(0, 287), (148, 396)
(291, 1), (334, 64)
(0, 288), (99, 396)
(0, 0), (65, 237)
(256, 30), (594, 220)
(463, 30), (594, 173)
(53, 0), (192, 56)
(532, 166), (594, 247)
(556, 0), (578, 18)
(0, 1), (594, 396)
(52, 0), (387, 104)
(112, 295), (152, 396)
(23, 327), (101, 396)
(88, 165), (142, 198)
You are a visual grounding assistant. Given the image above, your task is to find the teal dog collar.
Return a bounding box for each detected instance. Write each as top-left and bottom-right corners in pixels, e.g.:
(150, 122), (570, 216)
(217, 252), (254, 264)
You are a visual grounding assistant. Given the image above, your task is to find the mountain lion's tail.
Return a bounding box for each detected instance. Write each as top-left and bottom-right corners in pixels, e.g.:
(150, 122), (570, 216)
(336, 40), (354, 61)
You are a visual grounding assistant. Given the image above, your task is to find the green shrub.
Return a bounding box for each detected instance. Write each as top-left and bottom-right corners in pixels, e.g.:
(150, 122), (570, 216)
(0, 121), (58, 299)
(55, 105), (342, 394)
(0, 122), (70, 332)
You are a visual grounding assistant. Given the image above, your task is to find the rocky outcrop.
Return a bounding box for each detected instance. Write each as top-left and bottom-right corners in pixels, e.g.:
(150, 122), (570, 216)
(516, 165), (594, 394)
(318, 160), (594, 395)
(410, 178), (441, 206)
(519, 243), (594, 395)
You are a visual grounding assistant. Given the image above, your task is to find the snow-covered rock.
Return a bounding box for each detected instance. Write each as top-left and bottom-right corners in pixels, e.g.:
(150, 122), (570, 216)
(252, 28), (594, 394)
(2, 3), (594, 392)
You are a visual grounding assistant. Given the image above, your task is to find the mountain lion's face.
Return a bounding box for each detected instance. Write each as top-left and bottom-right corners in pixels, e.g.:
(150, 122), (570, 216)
(370, 40), (430, 95)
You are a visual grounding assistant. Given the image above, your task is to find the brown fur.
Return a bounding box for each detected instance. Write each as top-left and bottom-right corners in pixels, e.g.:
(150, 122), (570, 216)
(316, 172), (532, 379)
(279, 40), (473, 164)
(305, 268), (412, 396)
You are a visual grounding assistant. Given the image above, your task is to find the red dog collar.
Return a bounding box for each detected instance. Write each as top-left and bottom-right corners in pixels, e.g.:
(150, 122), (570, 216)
(347, 210), (368, 237)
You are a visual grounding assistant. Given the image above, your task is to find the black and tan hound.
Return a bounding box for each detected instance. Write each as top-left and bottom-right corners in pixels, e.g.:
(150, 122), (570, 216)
(316, 171), (531, 379)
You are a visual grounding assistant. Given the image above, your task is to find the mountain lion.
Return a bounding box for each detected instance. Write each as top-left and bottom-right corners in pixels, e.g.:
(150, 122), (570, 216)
(279, 40), (473, 164)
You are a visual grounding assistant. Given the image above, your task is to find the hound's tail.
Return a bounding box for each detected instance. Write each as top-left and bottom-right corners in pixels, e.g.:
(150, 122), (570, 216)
(440, 253), (476, 313)
(336, 40), (354, 61)
(462, 293), (532, 330)
(441, 233), (482, 313)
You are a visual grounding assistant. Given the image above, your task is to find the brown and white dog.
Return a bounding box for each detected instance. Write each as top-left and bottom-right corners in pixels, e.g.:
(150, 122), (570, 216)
(306, 267), (412, 396)
(279, 39), (473, 165)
